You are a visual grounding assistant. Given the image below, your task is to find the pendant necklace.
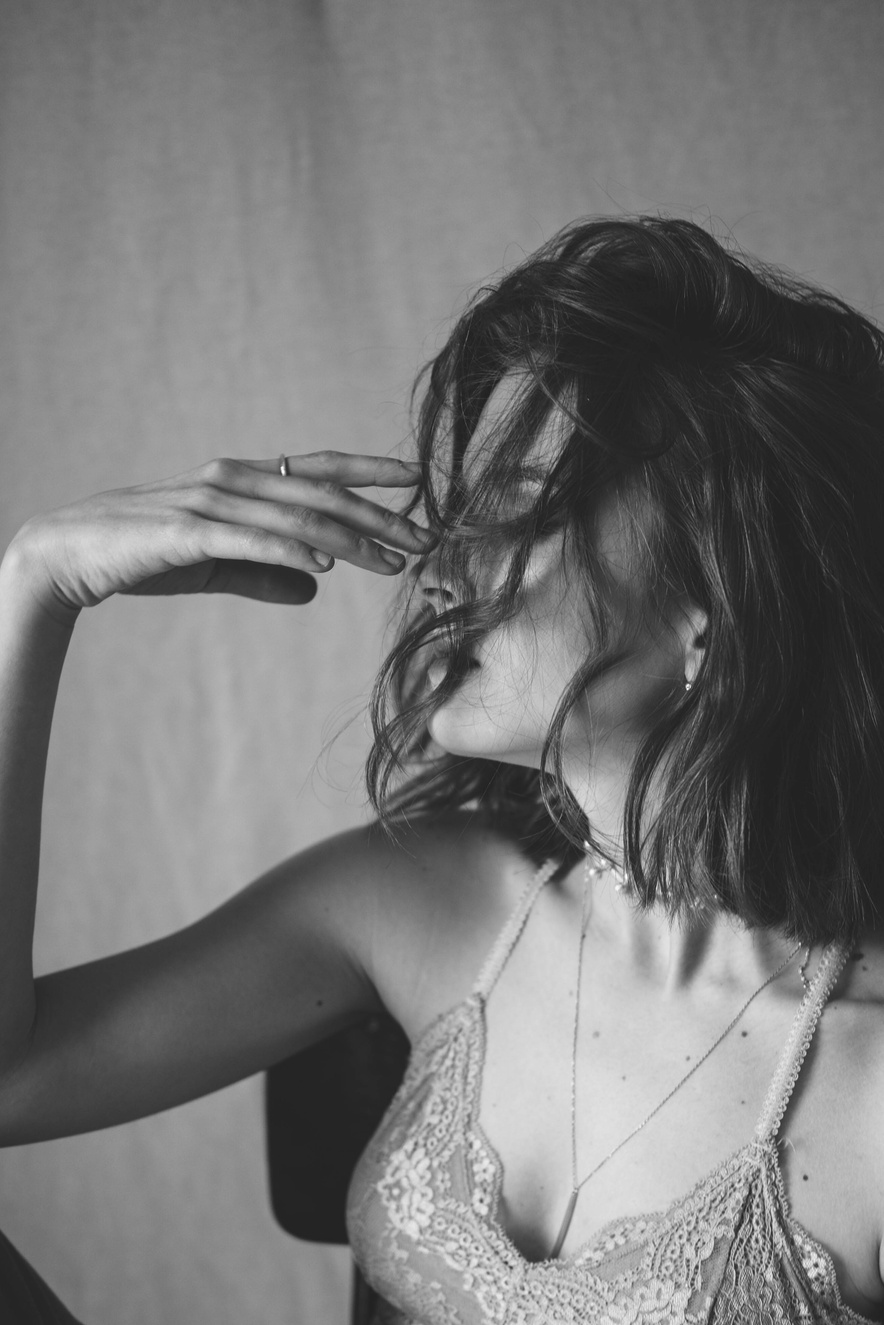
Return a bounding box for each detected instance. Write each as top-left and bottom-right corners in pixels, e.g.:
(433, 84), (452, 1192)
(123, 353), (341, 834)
(548, 844), (809, 1260)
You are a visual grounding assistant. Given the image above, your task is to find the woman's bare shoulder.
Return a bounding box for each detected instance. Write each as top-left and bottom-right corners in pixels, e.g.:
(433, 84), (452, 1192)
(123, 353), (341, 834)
(257, 809), (538, 962)
(286, 807), (534, 893)
(829, 932), (884, 1269)
(347, 810), (549, 1039)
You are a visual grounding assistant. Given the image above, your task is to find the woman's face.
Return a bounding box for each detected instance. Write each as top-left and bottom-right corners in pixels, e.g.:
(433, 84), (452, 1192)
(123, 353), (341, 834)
(422, 379), (694, 802)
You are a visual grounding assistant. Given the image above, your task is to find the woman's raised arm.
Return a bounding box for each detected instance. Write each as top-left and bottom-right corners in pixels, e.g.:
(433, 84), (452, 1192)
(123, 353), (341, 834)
(0, 452), (434, 1144)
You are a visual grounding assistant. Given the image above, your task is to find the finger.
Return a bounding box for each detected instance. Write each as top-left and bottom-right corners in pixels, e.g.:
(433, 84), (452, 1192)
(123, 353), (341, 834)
(185, 457), (436, 553)
(202, 560), (318, 604)
(233, 476), (431, 553)
(200, 490), (415, 574)
(239, 452), (423, 488)
(208, 459), (436, 553)
(193, 518), (340, 577)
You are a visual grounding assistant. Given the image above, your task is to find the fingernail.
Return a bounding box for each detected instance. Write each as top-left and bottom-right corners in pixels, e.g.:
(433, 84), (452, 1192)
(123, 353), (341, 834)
(380, 548), (406, 569)
(311, 550), (334, 568)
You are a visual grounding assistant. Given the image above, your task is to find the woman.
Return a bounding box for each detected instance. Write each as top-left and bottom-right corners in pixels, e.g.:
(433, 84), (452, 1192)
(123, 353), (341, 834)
(0, 216), (882, 1324)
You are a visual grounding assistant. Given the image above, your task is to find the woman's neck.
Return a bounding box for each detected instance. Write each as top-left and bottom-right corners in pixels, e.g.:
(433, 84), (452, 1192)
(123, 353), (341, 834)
(565, 861), (808, 1002)
(568, 771), (813, 997)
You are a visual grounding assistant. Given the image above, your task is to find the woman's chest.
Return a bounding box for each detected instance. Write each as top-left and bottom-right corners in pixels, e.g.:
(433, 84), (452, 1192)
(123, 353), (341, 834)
(351, 1003), (883, 1325)
(473, 949), (884, 1319)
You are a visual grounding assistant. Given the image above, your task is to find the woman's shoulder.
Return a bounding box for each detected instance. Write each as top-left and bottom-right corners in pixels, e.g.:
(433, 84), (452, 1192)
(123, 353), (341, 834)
(813, 933), (884, 1237)
(829, 933), (884, 1284)
(834, 930), (884, 1046)
(263, 809), (544, 965)
(353, 809), (551, 1040)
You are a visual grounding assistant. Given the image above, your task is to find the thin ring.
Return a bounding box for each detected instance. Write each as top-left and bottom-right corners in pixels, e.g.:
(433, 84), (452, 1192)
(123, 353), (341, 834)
(279, 454), (289, 477)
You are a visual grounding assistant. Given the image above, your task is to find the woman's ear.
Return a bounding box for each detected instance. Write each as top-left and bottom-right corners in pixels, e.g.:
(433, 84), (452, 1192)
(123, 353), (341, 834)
(682, 604), (708, 688)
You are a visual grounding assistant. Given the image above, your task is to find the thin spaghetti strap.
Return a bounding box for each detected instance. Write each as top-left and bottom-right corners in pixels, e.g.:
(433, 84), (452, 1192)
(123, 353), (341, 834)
(472, 858), (561, 1001)
(754, 938), (852, 1144)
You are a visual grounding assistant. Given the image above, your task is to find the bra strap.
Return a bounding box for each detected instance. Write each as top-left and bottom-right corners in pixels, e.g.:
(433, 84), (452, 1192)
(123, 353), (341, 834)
(472, 857), (561, 1001)
(753, 938), (852, 1144)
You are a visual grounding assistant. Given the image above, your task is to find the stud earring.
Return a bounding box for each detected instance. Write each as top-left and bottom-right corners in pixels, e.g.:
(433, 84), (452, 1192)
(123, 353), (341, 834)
(684, 680), (693, 692)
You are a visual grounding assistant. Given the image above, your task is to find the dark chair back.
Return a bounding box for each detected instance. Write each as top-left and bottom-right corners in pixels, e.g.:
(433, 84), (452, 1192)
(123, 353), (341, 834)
(265, 1013), (410, 1321)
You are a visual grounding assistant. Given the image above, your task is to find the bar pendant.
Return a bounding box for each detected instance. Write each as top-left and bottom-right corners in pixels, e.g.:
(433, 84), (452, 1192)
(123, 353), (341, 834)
(550, 1188), (579, 1260)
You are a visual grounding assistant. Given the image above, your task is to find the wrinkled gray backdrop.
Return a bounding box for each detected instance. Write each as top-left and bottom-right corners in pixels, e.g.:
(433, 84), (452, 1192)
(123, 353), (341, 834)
(0, 2), (881, 1321)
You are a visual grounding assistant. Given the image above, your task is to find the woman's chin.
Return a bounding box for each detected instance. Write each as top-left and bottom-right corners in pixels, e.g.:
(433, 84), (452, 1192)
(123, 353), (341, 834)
(426, 709), (543, 767)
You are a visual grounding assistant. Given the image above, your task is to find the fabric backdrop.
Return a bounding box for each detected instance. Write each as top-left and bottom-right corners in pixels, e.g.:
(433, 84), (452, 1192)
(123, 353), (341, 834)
(0, 2), (881, 1322)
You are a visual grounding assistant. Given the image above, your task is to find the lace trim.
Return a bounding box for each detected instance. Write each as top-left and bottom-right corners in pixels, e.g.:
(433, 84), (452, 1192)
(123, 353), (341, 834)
(789, 1223), (878, 1325)
(350, 879), (872, 1325)
(466, 1105), (754, 1270)
(472, 858), (561, 1001)
(465, 988), (767, 1272)
(420, 979), (879, 1320)
(754, 940), (852, 1142)
(762, 1111), (878, 1325)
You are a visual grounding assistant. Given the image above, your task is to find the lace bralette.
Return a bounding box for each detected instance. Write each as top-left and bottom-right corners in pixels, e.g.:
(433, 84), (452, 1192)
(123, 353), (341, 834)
(347, 859), (871, 1324)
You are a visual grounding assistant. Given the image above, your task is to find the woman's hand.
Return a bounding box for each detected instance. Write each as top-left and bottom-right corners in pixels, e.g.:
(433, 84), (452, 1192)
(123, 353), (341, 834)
(8, 452), (433, 622)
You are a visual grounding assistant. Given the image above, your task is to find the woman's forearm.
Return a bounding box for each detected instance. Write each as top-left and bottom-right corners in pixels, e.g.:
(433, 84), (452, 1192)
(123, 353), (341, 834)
(0, 536), (78, 1073)
(0, 455), (426, 1090)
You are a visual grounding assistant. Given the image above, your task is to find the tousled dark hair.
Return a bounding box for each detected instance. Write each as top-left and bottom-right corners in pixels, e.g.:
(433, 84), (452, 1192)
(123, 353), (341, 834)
(366, 215), (884, 945)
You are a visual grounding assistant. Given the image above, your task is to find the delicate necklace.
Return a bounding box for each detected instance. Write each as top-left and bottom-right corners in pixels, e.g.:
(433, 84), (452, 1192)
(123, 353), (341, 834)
(549, 844), (806, 1260)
